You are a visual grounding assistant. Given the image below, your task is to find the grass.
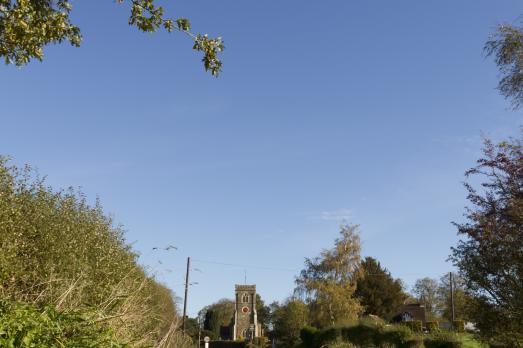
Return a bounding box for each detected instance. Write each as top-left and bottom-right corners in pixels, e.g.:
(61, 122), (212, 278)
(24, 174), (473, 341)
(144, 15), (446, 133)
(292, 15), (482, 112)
(459, 333), (486, 348)
(321, 332), (485, 348)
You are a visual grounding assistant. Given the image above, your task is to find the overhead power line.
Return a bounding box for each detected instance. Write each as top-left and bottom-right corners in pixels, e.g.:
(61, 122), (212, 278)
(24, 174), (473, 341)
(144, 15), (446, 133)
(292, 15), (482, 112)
(191, 258), (434, 278)
(192, 259), (300, 273)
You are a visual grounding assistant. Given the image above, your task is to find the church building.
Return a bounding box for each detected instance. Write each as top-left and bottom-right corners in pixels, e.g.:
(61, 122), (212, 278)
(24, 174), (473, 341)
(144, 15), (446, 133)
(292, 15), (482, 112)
(232, 284), (263, 340)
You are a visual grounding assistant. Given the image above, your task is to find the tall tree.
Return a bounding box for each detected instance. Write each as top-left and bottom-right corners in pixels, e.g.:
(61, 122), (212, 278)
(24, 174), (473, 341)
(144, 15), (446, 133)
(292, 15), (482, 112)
(256, 293), (271, 334)
(437, 273), (472, 322)
(412, 277), (440, 320)
(450, 135), (523, 346)
(183, 317), (201, 341)
(0, 0), (223, 74)
(486, 22), (523, 109)
(199, 299), (235, 339)
(296, 224), (363, 327)
(271, 298), (309, 348)
(355, 257), (407, 320)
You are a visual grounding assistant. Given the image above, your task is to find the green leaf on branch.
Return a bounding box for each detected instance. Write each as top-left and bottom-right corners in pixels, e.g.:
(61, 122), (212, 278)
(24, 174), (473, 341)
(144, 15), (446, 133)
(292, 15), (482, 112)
(0, 0), (223, 75)
(176, 18), (190, 31)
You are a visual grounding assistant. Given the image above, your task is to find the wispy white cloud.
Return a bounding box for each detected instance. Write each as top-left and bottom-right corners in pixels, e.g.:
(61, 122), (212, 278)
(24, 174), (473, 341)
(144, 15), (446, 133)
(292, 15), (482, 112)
(312, 208), (353, 221)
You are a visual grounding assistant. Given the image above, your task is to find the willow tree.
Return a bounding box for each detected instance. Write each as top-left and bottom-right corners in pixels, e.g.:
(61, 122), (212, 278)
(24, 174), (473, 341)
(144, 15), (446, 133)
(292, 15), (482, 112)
(486, 21), (523, 109)
(296, 224), (363, 327)
(0, 0), (224, 75)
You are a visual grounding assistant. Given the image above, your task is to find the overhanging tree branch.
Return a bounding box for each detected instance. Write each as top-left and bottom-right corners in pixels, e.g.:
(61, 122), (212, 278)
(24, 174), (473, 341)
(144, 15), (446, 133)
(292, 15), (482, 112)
(0, 0), (224, 75)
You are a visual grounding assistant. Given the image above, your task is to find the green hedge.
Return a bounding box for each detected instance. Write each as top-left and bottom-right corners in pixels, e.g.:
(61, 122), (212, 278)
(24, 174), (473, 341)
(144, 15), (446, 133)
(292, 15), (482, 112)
(403, 321), (423, 333)
(452, 320), (465, 333)
(0, 158), (177, 345)
(301, 322), (465, 348)
(426, 321), (440, 333)
(341, 324), (378, 347)
(423, 332), (463, 348)
(381, 325), (422, 348)
(209, 341), (247, 348)
(300, 326), (319, 347)
(0, 298), (127, 347)
(300, 321), (421, 348)
(316, 327), (342, 345)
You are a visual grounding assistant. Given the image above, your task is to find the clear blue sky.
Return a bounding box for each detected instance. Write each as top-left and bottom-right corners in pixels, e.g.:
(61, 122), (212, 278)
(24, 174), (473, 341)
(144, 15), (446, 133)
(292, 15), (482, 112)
(1, 1), (522, 316)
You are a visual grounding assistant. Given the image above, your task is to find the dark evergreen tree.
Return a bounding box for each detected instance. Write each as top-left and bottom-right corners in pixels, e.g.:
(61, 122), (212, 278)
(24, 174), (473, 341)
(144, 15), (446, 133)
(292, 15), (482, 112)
(199, 299), (235, 339)
(355, 257), (407, 320)
(256, 294), (271, 333)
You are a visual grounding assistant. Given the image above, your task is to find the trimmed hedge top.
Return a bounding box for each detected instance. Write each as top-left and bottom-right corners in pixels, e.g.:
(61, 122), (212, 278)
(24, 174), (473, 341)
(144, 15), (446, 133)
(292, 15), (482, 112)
(300, 321), (421, 348)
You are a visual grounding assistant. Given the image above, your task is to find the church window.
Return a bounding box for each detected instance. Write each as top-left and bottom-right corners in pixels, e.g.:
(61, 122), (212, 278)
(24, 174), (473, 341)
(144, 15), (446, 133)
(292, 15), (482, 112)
(242, 293), (249, 303)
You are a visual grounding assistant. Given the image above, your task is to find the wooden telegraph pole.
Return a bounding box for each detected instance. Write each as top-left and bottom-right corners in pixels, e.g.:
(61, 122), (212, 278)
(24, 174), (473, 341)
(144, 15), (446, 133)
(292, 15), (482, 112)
(182, 257), (191, 335)
(450, 272), (455, 327)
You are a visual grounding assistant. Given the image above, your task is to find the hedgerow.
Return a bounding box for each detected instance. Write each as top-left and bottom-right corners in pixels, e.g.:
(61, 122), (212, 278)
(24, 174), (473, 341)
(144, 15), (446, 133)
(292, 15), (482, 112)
(0, 156), (182, 347)
(423, 332), (463, 348)
(0, 298), (127, 347)
(301, 320), (422, 348)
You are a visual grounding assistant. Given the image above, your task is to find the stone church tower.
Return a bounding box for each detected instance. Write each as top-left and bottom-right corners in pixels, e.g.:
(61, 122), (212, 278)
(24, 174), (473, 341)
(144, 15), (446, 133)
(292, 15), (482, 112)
(233, 285), (262, 340)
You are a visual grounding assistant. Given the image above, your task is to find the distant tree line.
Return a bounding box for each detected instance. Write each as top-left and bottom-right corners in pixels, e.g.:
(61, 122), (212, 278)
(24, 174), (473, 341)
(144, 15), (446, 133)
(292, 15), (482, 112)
(192, 121), (523, 347)
(194, 224), (411, 347)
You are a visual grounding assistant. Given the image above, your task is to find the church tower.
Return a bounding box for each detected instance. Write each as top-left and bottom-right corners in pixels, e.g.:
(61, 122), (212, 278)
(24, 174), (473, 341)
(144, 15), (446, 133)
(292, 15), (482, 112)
(233, 285), (261, 340)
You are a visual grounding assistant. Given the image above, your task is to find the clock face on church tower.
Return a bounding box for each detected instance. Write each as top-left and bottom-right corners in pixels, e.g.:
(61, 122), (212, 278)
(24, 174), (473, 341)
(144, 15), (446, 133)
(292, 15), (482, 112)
(241, 306), (250, 313)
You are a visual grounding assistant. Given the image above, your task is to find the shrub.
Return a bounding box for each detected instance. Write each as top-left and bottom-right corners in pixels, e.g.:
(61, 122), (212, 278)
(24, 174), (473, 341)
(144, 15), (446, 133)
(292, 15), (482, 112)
(359, 315), (386, 326)
(453, 320), (465, 333)
(426, 321), (440, 333)
(341, 322), (381, 347)
(310, 322), (423, 348)
(300, 326), (319, 348)
(0, 298), (127, 347)
(381, 325), (422, 348)
(209, 341), (247, 348)
(201, 329), (218, 340)
(424, 332), (463, 348)
(403, 321), (423, 333)
(253, 336), (268, 347)
(323, 343), (357, 348)
(315, 327), (342, 346)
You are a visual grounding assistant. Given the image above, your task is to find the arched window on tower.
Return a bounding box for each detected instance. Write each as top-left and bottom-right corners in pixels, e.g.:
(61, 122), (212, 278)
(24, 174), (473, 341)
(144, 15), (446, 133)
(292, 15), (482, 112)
(242, 293), (249, 303)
